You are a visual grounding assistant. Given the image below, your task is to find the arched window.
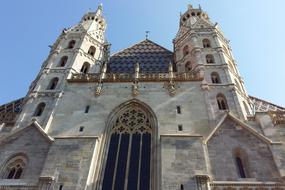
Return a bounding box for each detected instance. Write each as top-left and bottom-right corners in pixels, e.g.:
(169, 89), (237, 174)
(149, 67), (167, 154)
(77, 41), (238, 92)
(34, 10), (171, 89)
(206, 54), (215, 63)
(233, 148), (248, 178)
(183, 45), (189, 57)
(47, 77), (59, 90)
(80, 62), (90, 74)
(203, 39), (211, 48)
(211, 72), (221, 84)
(216, 94), (228, 110)
(68, 40), (76, 49)
(34, 102), (46, 117)
(58, 56), (68, 67)
(87, 46), (96, 57)
(236, 156), (246, 178)
(185, 61), (192, 72)
(102, 104), (153, 190)
(3, 155), (27, 179)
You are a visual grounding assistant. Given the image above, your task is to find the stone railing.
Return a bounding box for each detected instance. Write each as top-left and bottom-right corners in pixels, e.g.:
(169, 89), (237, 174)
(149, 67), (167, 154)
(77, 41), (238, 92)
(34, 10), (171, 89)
(269, 111), (285, 126)
(68, 72), (203, 83)
(0, 185), (37, 190)
(0, 98), (24, 114)
(210, 181), (285, 190)
(0, 179), (38, 190)
(0, 112), (18, 124)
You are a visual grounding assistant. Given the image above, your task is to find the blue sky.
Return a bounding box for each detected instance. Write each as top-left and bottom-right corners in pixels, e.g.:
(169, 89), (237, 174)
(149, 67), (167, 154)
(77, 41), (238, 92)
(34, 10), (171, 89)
(0, 0), (284, 107)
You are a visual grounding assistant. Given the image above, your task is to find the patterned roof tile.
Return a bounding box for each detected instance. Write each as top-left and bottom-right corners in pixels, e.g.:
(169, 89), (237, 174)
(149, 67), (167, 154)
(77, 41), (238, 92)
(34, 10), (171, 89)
(108, 39), (174, 73)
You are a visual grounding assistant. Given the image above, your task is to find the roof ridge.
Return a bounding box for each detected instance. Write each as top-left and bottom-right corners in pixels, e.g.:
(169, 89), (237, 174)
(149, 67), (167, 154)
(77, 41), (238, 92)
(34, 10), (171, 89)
(110, 39), (172, 57)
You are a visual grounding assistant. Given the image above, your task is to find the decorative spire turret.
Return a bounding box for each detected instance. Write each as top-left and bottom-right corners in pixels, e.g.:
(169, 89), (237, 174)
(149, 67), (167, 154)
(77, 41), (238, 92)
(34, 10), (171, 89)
(80, 4), (106, 42)
(180, 4), (209, 27)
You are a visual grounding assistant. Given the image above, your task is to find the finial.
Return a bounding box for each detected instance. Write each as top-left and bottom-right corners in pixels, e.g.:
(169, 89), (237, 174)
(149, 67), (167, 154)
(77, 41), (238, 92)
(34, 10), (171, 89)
(199, 4), (202, 10)
(135, 62), (140, 73)
(188, 4), (193, 10)
(98, 3), (103, 10)
(145, 31), (150, 40)
(168, 62), (174, 79)
(168, 62), (173, 72)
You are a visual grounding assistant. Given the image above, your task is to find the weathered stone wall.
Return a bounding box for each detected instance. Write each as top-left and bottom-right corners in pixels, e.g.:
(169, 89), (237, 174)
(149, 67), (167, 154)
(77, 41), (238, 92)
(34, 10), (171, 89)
(0, 127), (50, 183)
(48, 81), (211, 137)
(207, 118), (280, 181)
(40, 137), (97, 190)
(161, 136), (207, 190)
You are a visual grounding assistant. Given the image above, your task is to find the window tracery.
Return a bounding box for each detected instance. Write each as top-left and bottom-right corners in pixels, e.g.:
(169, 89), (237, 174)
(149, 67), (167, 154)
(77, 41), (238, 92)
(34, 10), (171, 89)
(112, 107), (152, 134)
(102, 105), (152, 190)
(2, 155), (27, 179)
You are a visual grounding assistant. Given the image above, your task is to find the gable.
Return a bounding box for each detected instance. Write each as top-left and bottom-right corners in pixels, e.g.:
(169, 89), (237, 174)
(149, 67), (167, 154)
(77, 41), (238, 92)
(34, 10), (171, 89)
(0, 121), (54, 145)
(204, 113), (281, 145)
(206, 116), (281, 181)
(192, 18), (214, 29)
(0, 124), (52, 180)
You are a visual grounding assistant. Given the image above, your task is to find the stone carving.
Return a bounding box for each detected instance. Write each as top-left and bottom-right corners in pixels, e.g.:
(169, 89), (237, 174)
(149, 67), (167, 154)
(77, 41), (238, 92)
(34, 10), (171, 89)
(269, 111), (285, 126)
(95, 83), (102, 96)
(112, 107), (151, 134)
(69, 72), (202, 83)
(132, 82), (139, 97)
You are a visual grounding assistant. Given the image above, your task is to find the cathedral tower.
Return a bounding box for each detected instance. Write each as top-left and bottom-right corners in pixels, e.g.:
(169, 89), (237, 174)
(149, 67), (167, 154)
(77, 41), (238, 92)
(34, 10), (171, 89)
(17, 5), (108, 130)
(0, 3), (285, 190)
(174, 5), (253, 121)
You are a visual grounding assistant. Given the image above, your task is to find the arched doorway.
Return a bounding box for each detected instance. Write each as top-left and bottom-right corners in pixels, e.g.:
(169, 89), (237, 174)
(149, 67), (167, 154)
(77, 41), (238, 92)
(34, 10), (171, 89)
(100, 100), (157, 190)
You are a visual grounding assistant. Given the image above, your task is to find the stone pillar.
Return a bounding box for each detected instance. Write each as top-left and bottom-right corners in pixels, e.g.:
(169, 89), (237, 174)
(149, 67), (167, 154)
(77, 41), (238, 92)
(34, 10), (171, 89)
(195, 175), (211, 190)
(38, 176), (56, 190)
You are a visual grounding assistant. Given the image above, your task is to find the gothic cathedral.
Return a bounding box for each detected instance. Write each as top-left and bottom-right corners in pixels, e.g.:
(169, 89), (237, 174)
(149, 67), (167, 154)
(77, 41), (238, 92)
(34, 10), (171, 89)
(0, 4), (285, 190)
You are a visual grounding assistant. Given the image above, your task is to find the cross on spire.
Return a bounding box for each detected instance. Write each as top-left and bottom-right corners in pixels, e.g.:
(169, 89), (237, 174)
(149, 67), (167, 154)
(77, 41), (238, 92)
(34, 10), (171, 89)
(145, 31), (150, 40)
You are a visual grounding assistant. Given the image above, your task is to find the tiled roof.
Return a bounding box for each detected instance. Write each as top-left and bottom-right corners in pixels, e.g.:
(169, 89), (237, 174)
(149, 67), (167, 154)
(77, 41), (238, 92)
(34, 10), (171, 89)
(108, 39), (174, 73)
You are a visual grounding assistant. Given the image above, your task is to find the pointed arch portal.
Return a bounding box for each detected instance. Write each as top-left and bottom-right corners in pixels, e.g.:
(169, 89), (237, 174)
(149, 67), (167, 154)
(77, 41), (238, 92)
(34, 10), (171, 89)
(101, 100), (156, 190)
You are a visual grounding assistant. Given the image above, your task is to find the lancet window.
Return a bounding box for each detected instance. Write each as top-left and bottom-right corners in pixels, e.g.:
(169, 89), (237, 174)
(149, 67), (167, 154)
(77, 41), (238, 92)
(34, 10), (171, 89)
(87, 46), (96, 57)
(211, 72), (221, 84)
(203, 39), (211, 48)
(185, 61), (192, 72)
(102, 105), (152, 190)
(80, 62), (90, 74)
(206, 54), (215, 63)
(68, 40), (76, 49)
(217, 94), (228, 110)
(34, 102), (46, 117)
(47, 77), (59, 90)
(58, 56), (68, 67)
(2, 155), (27, 179)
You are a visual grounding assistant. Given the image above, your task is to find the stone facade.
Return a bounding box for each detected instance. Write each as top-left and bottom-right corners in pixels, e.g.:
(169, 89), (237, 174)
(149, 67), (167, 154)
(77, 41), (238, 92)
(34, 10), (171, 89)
(0, 4), (285, 190)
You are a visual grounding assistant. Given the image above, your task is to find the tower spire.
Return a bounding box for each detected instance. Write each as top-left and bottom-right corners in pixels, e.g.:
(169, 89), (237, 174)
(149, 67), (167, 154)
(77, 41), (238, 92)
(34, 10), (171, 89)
(96, 3), (103, 15)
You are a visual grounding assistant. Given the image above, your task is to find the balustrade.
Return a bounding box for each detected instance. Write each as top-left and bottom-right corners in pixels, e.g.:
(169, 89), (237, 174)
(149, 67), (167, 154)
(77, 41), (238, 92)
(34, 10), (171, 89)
(69, 72), (202, 83)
